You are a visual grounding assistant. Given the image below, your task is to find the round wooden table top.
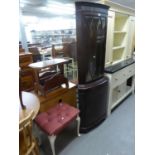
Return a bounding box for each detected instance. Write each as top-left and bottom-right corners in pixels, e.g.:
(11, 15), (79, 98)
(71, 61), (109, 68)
(19, 92), (40, 123)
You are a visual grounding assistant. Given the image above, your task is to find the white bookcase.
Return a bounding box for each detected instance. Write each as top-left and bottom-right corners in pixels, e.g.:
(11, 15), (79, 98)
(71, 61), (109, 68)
(105, 11), (135, 66)
(103, 2), (135, 116)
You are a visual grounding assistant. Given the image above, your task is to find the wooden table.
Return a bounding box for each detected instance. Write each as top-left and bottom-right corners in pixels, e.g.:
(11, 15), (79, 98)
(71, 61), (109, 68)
(19, 92), (40, 122)
(29, 58), (70, 95)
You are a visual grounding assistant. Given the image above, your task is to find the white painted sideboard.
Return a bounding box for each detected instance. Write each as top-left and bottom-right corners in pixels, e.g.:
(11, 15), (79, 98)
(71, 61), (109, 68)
(105, 63), (135, 115)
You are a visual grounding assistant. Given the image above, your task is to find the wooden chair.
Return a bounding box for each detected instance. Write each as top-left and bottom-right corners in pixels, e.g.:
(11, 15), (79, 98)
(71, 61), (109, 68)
(19, 111), (40, 155)
(52, 43), (76, 76)
(28, 47), (42, 62)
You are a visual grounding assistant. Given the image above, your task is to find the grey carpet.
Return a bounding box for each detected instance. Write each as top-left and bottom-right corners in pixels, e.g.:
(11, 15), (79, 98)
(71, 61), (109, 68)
(39, 94), (135, 155)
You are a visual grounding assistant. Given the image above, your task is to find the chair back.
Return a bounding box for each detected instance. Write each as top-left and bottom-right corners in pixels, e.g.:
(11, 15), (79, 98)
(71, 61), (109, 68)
(29, 47), (42, 62)
(52, 43), (71, 58)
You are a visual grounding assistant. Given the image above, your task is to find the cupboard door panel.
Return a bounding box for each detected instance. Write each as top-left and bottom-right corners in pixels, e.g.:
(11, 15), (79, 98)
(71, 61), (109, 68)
(126, 16), (135, 58)
(105, 11), (115, 66)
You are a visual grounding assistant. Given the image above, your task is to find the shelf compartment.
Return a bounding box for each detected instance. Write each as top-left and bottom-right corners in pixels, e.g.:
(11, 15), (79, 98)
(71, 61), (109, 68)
(114, 13), (128, 31)
(112, 46), (125, 50)
(112, 83), (126, 105)
(112, 47), (124, 62)
(111, 87), (132, 110)
(112, 81), (132, 108)
(113, 33), (126, 47)
(114, 31), (126, 34)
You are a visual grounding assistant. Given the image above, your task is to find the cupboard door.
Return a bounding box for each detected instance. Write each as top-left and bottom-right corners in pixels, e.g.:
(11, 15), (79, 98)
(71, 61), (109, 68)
(105, 11), (115, 66)
(126, 16), (135, 58)
(76, 3), (109, 84)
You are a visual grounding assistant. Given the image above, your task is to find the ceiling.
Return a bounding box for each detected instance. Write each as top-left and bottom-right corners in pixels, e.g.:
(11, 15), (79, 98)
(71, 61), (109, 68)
(20, 0), (135, 18)
(110, 0), (135, 8)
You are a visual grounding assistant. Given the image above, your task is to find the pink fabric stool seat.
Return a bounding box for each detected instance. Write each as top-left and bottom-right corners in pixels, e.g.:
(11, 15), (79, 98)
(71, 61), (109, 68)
(35, 103), (79, 135)
(35, 103), (80, 155)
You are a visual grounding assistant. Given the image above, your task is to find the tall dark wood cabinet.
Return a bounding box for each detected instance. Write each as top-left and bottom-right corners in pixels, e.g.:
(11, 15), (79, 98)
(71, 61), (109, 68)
(75, 2), (109, 132)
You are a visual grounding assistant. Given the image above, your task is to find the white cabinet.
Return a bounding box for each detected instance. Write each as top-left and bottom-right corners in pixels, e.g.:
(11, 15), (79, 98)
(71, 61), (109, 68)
(105, 10), (135, 67)
(103, 1), (135, 116)
(105, 63), (135, 115)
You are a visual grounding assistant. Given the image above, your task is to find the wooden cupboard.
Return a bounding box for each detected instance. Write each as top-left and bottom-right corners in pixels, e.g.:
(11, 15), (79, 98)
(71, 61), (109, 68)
(38, 82), (76, 112)
(19, 52), (35, 91)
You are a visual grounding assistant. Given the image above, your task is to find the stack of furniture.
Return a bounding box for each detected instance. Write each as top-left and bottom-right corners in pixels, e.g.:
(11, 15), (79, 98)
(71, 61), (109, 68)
(29, 57), (77, 115)
(29, 58), (70, 96)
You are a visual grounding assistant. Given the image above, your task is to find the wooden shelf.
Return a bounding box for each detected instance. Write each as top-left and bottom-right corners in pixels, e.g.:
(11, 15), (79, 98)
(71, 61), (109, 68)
(112, 46), (125, 50)
(112, 59), (123, 65)
(114, 31), (126, 34)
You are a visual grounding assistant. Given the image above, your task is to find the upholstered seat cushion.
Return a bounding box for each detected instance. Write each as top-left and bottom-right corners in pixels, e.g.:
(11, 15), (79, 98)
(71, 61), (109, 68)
(35, 103), (79, 135)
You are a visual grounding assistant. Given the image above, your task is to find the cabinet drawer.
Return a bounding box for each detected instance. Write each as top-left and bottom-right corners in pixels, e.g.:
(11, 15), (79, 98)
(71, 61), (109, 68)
(20, 70), (35, 91)
(111, 64), (135, 88)
(111, 72), (121, 88)
(126, 64), (135, 79)
(19, 55), (33, 68)
(39, 88), (76, 112)
(21, 76), (34, 91)
(111, 68), (127, 88)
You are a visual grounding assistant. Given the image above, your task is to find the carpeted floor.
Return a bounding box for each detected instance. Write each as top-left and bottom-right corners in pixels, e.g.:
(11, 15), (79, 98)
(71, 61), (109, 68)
(39, 94), (135, 155)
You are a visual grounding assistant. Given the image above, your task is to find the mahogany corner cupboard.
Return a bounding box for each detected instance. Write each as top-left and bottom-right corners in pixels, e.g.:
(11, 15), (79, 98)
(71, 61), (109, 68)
(75, 2), (109, 133)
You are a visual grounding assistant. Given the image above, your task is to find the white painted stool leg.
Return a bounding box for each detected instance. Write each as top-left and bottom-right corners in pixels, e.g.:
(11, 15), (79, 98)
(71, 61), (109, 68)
(76, 116), (81, 137)
(48, 135), (57, 155)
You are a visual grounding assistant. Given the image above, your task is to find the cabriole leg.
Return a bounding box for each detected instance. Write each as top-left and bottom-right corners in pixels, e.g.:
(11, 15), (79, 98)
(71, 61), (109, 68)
(48, 135), (57, 155)
(76, 116), (81, 137)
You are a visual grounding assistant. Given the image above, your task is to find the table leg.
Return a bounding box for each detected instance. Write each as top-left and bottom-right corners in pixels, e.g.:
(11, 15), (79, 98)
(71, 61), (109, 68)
(58, 64), (64, 75)
(34, 70), (40, 95)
